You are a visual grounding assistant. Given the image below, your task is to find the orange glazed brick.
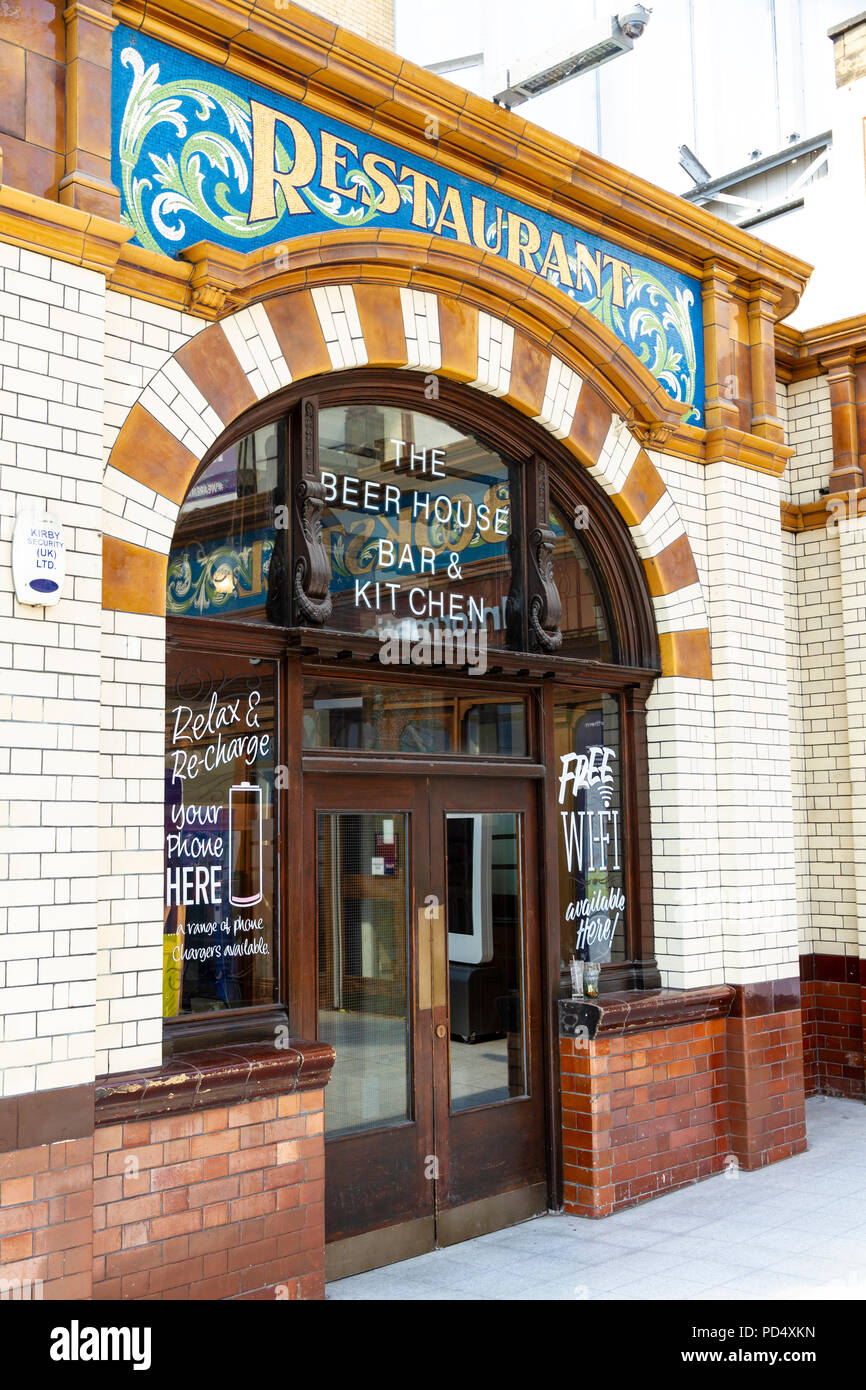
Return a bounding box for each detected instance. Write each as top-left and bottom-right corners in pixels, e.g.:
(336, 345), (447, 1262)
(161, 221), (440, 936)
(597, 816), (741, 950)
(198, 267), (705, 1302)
(239, 1124), (265, 1149)
(201, 1108), (230, 1133)
(228, 1144), (277, 1175)
(1, 1175), (34, 1205)
(161, 1187), (191, 1216)
(190, 1131), (241, 1159)
(227, 1100), (275, 1128)
(150, 1114), (204, 1143)
(186, 1177), (240, 1208)
(107, 1143), (164, 1174)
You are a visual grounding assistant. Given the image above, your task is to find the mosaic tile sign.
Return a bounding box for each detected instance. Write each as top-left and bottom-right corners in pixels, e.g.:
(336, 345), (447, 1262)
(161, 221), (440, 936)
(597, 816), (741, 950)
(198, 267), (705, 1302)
(112, 27), (705, 422)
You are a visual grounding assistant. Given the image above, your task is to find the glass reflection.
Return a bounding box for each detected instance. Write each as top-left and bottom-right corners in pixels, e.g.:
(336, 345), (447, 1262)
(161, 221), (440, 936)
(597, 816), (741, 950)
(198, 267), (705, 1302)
(447, 812), (526, 1111)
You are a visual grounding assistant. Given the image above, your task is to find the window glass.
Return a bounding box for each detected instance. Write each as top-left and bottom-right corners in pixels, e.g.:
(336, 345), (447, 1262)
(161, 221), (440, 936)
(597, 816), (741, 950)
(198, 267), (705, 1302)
(447, 812), (527, 1110)
(554, 694), (626, 973)
(167, 423), (285, 623)
(318, 812), (411, 1136)
(318, 405), (517, 645)
(163, 649), (278, 1016)
(302, 679), (527, 756)
(549, 504), (614, 661)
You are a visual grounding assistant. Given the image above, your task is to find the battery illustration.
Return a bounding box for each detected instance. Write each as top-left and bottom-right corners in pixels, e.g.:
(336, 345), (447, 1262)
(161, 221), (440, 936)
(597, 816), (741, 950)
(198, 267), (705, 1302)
(229, 782), (263, 907)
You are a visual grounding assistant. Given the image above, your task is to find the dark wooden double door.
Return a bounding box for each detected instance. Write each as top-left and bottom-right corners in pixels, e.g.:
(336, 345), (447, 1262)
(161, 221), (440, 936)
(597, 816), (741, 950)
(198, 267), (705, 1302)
(307, 772), (548, 1278)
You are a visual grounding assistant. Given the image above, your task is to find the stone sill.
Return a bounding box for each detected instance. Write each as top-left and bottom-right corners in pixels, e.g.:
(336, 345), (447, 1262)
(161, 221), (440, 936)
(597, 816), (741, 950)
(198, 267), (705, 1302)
(95, 1040), (336, 1127)
(559, 986), (735, 1041)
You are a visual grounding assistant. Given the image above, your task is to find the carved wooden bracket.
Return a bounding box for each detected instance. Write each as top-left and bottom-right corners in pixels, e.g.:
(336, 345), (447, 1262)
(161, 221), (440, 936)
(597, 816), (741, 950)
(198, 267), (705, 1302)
(527, 456), (562, 651)
(292, 398), (333, 625)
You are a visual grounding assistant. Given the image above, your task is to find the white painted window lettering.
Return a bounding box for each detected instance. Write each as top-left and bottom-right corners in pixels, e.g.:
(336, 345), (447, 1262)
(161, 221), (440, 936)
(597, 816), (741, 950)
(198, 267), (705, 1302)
(557, 746), (625, 957)
(318, 406), (515, 645)
(163, 660), (276, 1018)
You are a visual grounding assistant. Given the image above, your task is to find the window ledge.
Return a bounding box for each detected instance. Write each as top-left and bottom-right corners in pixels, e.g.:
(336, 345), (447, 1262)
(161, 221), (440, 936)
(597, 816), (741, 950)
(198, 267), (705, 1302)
(559, 986), (735, 1041)
(94, 1040), (336, 1127)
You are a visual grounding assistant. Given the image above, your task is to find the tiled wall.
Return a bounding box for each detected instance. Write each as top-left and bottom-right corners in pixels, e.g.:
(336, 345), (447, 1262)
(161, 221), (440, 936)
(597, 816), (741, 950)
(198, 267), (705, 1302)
(0, 4), (66, 201)
(779, 376), (861, 962)
(301, 0), (395, 48)
(0, 242), (106, 1100)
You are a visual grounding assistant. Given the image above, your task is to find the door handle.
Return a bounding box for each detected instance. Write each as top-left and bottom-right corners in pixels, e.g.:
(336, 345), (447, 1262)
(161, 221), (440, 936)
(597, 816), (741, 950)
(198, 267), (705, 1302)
(417, 907), (431, 1012)
(430, 902), (448, 1012)
(418, 903), (447, 1012)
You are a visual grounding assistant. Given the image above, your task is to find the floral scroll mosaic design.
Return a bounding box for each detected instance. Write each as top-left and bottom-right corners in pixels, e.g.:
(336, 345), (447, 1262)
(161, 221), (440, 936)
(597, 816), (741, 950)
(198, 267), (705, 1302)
(114, 34), (703, 422)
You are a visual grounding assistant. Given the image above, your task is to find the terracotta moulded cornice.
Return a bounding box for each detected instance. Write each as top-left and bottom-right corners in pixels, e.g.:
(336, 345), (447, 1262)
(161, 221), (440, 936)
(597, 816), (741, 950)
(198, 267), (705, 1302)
(111, 0), (812, 314)
(0, 183), (133, 275)
(780, 489), (866, 533)
(776, 314), (866, 381)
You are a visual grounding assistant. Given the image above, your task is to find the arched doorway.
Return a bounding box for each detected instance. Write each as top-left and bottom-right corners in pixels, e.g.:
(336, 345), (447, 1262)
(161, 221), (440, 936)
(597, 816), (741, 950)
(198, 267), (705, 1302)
(162, 368), (661, 1276)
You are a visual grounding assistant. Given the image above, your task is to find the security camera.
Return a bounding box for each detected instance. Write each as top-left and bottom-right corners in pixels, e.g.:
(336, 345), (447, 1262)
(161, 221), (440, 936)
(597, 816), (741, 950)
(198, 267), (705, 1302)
(617, 6), (651, 40)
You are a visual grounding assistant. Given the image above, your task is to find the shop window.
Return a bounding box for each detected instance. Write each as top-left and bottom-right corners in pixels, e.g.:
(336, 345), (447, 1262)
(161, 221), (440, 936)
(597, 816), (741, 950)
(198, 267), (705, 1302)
(549, 503), (614, 662)
(167, 422), (285, 623)
(302, 678), (527, 756)
(317, 404), (519, 645)
(164, 648), (279, 1018)
(554, 694), (626, 974)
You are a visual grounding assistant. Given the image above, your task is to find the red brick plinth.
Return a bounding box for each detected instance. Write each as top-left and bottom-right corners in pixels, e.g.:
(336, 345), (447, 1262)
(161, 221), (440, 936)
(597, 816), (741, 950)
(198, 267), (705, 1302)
(560, 989), (732, 1217)
(799, 954), (865, 1100)
(560, 981), (808, 1217)
(727, 981), (808, 1170)
(92, 1093), (325, 1300)
(0, 1040), (335, 1301)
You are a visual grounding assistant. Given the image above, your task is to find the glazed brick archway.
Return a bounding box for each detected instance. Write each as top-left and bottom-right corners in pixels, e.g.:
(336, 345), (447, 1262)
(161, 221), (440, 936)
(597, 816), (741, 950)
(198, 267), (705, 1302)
(102, 259), (711, 681)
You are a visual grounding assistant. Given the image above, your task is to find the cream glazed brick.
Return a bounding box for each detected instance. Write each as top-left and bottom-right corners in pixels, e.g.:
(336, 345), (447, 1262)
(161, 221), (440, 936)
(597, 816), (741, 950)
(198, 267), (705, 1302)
(784, 374), (833, 504)
(102, 290), (206, 462)
(537, 357), (582, 438)
(651, 583), (706, 633)
(785, 523), (856, 954)
(311, 285), (367, 370)
(646, 678), (723, 989)
(102, 466), (178, 555)
(472, 314), (513, 395)
(399, 288), (441, 370)
(138, 361), (221, 459)
(649, 449), (710, 590)
(220, 301), (292, 397)
(96, 607), (166, 1074)
(631, 491), (686, 561)
(837, 514), (866, 964)
(0, 248), (107, 1098)
(592, 417), (641, 497)
(704, 459), (800, 978)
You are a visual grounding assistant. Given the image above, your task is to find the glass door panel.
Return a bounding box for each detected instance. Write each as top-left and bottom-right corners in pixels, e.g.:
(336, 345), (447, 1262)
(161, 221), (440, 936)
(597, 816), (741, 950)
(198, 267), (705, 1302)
(430, 779), (548, 1227)
(446, 812), (527, 1112)
(317, 812), (410, 1136)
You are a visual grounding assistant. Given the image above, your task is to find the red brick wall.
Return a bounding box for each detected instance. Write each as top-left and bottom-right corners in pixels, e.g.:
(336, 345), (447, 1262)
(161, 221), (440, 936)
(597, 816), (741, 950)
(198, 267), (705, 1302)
(561, 1018), (730, 1217)
(800, 956), (864, 1100)
(0, 1136), (93, 1299)
(92, 1093), (325, 1301)
(726, 1007), (808, 1170)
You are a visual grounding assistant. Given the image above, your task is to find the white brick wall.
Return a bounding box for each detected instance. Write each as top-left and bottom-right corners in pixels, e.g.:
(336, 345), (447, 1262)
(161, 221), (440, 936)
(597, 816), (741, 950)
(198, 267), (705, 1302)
(0, 245), (105, 1098)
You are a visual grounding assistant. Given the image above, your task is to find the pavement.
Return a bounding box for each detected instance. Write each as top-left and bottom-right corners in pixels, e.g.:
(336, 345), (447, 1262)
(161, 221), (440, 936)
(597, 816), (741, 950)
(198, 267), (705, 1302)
(326, 1095), (866, 1300)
